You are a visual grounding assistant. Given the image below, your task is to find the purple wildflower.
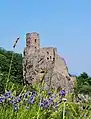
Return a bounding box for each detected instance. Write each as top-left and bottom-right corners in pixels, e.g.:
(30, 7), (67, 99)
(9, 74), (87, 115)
(48, 97), (54, 106)
(29, 95), (35, 104)
(48, 91), (52, 95)
(16, 97), (21, 103)
(30, 98), (35, 104)
(0, 96), (5, 103)
(5, 91), (12, 98)
(60, 90), (66, 96)
(32, 90), (37, 96)
(40, 102), (44, 108)
(40, 99), (49, 109)
(0, 97), (3, 103)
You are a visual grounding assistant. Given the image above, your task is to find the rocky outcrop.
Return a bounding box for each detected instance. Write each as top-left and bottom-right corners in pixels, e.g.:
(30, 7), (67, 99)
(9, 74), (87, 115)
(23, 32), (75, 94)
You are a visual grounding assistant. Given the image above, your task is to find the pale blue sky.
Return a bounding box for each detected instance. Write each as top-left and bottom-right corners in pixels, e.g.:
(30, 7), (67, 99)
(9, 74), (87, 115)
(0, 0), (91, 76)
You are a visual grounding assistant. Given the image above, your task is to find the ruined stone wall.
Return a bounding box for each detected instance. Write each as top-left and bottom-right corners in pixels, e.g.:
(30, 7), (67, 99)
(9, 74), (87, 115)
(54, 53), (69, 76)
(23, 32), (75, 93)
(40, 47), (57, 61)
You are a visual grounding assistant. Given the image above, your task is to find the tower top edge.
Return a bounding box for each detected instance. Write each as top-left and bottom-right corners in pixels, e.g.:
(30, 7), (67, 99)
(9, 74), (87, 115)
(26, 32), (39, 36)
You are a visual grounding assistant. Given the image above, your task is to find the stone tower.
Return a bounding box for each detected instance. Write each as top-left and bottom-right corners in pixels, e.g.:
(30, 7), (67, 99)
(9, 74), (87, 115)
(23, 32), (75, 93)
(25, 32), (40, 55)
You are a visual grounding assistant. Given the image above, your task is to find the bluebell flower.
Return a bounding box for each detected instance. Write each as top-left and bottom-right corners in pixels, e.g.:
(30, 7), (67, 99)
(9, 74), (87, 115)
(0, 97), (3, 103)
(32, 90), (37, 96)
(29, 95), (35, 104)
(40, 99), (49, 109)
(30, 95), (34, 100)
(48, 97), (54, 106)
(44, 100), (49, 108)
(5, 91), (11, 98)
(29, 98), (34, 104)
(60, 90), (66, 96)
(0, 96), (5, 103)
(16, 97), (21, 103)
(48, 91), (52, 95)
(40, 102), (44, 108)
(49, 96), (54, 101)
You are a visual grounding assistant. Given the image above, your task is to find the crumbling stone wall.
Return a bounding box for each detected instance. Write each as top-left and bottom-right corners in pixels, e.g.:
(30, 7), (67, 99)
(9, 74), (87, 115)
(40, 47), (57, 61)
(23, 32), (74, 93)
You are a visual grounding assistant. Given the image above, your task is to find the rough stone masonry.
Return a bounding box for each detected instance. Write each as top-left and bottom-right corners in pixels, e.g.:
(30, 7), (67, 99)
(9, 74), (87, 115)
(23, 32), (75, 94)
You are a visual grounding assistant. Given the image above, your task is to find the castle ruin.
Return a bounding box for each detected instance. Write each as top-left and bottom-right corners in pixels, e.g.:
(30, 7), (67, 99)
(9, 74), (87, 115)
(23, 32), (74, 94)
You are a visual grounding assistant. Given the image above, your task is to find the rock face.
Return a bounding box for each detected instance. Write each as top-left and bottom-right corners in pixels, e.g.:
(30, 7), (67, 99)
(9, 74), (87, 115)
(23, 32), (75, 94)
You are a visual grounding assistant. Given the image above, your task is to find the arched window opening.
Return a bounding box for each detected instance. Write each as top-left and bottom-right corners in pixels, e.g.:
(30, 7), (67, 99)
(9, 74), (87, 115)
(35, 39), (37, 43)
(47, 57), (49, 60)
(47, 51), (49, 55)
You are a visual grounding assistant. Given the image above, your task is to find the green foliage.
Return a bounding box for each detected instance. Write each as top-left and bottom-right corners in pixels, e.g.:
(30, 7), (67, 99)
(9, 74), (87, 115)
(0, 47), (23, 93)
(0, 83), (91, 119)
(74, 72), (91, 96)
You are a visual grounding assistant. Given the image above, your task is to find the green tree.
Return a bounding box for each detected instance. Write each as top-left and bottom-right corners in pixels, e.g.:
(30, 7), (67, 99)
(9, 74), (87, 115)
(75, 72), (91, 96)
(0, 47), (23, 93)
